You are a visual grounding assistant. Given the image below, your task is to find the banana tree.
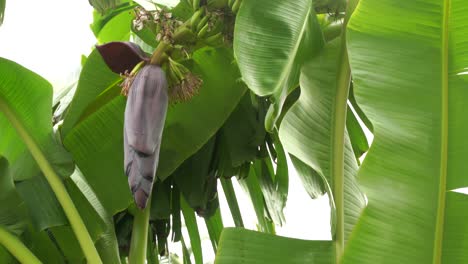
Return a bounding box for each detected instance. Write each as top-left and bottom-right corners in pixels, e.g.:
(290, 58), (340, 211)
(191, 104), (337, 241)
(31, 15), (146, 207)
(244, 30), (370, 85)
(0, 0), (467, 263)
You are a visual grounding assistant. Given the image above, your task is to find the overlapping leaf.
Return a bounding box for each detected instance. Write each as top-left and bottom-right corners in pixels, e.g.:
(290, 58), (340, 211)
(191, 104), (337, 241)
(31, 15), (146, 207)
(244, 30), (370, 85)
(343, 0), (468, 263)
(215, 228), (333, 264)
(279, 39), (365, 244)
(234, 0), (323, 131)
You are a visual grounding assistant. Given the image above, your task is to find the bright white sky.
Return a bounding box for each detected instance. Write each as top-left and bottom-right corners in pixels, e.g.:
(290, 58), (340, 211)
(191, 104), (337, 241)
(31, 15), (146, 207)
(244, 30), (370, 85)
(0, 0), (333, 261)
(0, 0), (95, 90)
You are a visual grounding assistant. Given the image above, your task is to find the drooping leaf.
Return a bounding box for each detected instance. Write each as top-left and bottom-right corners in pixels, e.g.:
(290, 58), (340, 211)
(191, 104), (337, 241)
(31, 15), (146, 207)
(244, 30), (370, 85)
(343, 0), (468, 263)
(219, 178), (244, 228)
(173, 137), (218, 217)
(289, 154), (326, 200)
(215, 228), (333, 264)
(238, 164), (275, 234)
(180, 195), (202, 264)
(150, 180), (172, 220)
(234, 0), (323, 131)
(218, 93), (265, 170)
(278, 39), (365, 246)
(348, 84), (373, 132)
(171, 184), (182, 242)
(204, 205), (223, 253)
(253, 141), (288, 226)
(346, 105), (369, 160)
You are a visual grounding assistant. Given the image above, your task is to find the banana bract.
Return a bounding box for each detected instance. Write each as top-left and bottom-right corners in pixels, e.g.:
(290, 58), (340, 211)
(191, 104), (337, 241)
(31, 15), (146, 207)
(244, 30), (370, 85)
(124, 65), (168, 209)
(97, 42), (168, 209)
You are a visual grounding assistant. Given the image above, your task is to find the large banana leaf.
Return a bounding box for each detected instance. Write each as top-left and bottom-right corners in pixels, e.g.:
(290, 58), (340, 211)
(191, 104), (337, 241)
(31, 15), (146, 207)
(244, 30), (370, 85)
(234, 0), (323, 131)
(61, 49), (121, 137)
(0, 58), (105, 262)
(0, 58), (73, 234)
(279, 36), (365, 250)
(343, 0), (468, 263)
(215, 228), (333, 264)
(0, 58), (74, 180)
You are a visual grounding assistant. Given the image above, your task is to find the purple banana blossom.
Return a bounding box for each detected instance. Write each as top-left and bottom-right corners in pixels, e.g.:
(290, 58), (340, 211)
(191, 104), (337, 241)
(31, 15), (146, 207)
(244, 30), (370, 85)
(97, 42), (168, 209)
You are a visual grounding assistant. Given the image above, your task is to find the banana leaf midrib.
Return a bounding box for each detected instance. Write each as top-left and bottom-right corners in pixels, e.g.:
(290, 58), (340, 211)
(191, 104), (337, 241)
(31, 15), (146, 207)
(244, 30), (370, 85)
(432, 0), (450, 262)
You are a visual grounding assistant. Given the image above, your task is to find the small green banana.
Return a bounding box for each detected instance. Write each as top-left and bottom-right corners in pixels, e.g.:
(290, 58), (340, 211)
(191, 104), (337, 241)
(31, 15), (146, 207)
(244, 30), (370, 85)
(205, 18), (223, 37)
(231, 0), (241, 13)
(190, 9), (203, 30)
(197, 23), (209, 39)
(173, 26), (197, 43)
(196, 15), (210, 32)
(228, 0), (235, 8)
(204, 32), (223, 46)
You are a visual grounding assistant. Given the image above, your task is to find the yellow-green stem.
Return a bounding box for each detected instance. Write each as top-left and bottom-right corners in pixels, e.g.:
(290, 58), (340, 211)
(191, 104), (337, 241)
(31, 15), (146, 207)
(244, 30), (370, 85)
(150, 41), (172, 65)
(0, 225), (42, 264)
(333, 0), (359, 261)
(433, 0), (450, 263)
(129, 199), (151, 264)
(0, 102), (102, 264)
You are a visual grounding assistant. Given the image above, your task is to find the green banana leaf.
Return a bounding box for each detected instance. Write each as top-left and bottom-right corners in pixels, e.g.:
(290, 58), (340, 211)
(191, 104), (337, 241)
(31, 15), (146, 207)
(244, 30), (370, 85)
(204, 207), (223, 252)
(215, 228), (333, 264)
(289, 154), (326, 200)
(279, 38), (365, 248)
(97, 11), (133, 43)
(343, 0), (468, 263)
(61, 49), (121, 137)
(234, 0), (323, 131)
(0, 58), (74, 180)
(0, 157), (28, 236)
(219, 178), (244, 228)
(0, 58), (115, 262)
(238, 165), (275, 234)
(0, 58), (75, 235)
(173, 137), (217, 217)
(346, 105), (369, 160)
(91, 2), (137, 37)
(180, 195), (203, 264)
